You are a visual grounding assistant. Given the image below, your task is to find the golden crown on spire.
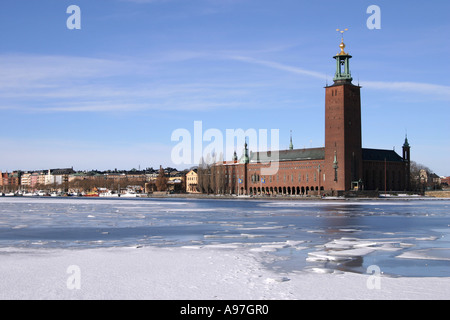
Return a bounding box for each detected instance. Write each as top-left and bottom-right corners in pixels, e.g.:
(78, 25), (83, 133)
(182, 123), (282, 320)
(336, 28), (349, 55)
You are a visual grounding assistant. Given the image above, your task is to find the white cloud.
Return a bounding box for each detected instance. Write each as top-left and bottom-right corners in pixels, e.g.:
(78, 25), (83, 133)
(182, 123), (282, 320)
(362, 81), (450, 100)
(2, 52), (448, 115)
(0, 53), (257, 112)
(0, 55), (130, 86)
(230, 56), (327, 80)
(230, 55), (450, 101)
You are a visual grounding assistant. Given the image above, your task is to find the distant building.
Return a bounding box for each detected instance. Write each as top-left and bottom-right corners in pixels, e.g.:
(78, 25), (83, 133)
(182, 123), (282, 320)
(0, 171), (21, 191)
(30, 172), (40, 188)
(20, 172), (32, 187)
(168, 176), (183, 193)
(45, 170), (55, 185)
(186, 169), (199, 193)
(38, 172), (46, 186)
(0, 171), (8, 189)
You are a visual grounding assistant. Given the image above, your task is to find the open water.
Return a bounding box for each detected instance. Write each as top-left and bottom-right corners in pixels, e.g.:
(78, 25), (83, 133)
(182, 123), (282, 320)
(0, 197), (449, 277)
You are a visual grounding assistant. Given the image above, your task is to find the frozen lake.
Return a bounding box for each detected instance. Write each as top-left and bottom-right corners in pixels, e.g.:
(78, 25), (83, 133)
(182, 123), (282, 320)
(1, 197), (449, 277)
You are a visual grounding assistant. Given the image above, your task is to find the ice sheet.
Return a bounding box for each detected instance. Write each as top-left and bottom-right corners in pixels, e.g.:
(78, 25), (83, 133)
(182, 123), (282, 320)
(0, 245), (449, 300)
(397, 248), (450, 261)
(1, 197), (450, 278)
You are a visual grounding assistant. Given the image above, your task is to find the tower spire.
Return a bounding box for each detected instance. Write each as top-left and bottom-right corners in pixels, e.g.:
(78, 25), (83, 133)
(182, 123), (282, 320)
(240, 138), (249, 164)
(289, 130), (293, 150)
(403, 134), (410, 148)
(333, 28), (353, 84)
(402, 134), (411, 190)
(336, 28), (349, 55)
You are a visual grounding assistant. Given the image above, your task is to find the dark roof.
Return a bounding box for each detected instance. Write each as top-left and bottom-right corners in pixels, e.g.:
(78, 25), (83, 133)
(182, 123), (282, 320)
(244, 147), (403, 164)
(362, 148), (404, 162)
(250, 147), (325, 163)
(51, 168), (76, 175)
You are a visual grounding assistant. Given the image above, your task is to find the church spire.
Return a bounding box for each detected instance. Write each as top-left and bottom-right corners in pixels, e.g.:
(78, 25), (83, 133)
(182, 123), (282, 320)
(402, 134), (411, 191)
(289, 130), (293, 150)
(403, 134), (410, 148)
(240, 139), (249, 164)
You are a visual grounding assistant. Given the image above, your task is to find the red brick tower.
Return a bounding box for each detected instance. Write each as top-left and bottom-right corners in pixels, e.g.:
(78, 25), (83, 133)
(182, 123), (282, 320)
(324, 32), (363, 194)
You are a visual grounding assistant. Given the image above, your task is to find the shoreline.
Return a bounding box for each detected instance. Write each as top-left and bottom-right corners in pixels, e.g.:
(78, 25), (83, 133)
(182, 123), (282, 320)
(2, 193), (448, 202)
(144, 193), (446, 201)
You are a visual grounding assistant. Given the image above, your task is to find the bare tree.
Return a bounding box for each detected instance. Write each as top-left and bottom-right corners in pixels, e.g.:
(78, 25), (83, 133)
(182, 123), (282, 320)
(410, 161), (438, 191)
(214, 153), (227, 194)
(197, 157), (211, 194)
(155, 166), (168, 191)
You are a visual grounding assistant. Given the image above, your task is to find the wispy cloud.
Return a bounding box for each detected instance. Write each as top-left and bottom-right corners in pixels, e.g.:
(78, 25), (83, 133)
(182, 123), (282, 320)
(229, 55), (450, 100)
(3, 52), (449, 115)
(362, 81), (450, 100)
(0, 53), (253, 112)
(0, 54), (135, 90)
(230, 56), (327, 80)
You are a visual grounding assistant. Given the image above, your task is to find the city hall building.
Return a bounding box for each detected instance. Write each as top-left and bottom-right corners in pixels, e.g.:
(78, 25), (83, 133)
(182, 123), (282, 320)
(213, 38), (411, 196)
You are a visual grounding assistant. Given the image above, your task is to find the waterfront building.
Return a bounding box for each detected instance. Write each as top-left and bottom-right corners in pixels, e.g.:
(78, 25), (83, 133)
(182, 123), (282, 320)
(209, 37), (411, 196)
(186, 169), (199, 193)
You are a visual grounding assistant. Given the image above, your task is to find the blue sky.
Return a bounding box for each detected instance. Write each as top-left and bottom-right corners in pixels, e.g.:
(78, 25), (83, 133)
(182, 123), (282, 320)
(0, 0), (449, 175)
